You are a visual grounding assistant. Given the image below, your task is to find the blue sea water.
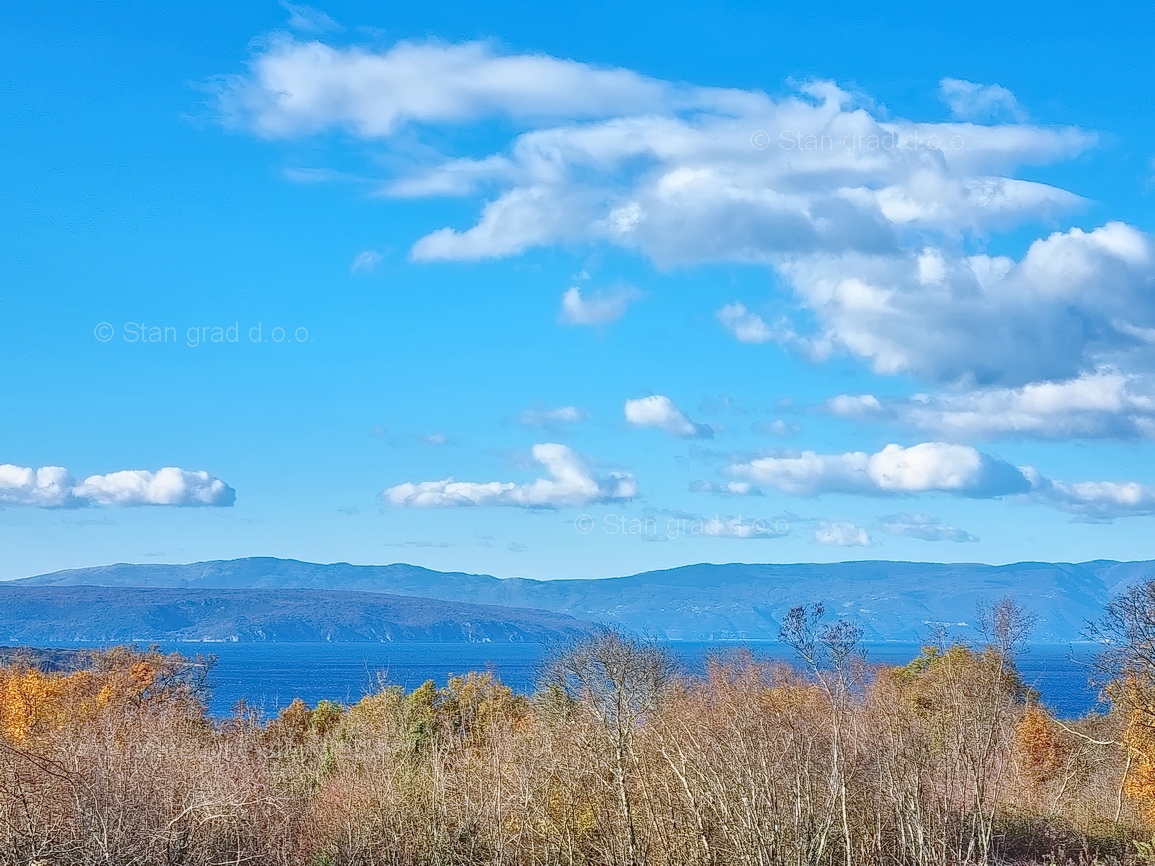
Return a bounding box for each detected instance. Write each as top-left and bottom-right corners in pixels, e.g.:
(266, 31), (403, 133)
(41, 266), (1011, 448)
(41, 641), (1106, 720)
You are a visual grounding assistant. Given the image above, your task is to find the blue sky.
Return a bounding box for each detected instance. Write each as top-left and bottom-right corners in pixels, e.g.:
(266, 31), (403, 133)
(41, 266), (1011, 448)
(2, 0), (1154, 580)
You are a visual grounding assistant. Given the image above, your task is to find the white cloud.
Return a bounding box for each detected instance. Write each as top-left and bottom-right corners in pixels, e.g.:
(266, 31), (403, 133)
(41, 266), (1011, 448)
(350, 249), (383, 273)
(383, 443), (636, 508)
(731, 450), (871, 496)
(815, 521), (871, 547)
(780, 223), (1155, 387)
(939, 78), (1025, 122)
(218, 36), (1155, 392)
(869, 442), (1016, 493)
(0, 465), (236, 508)
(559, 285), (641, 326)
(218, 38), (1094, 256)
(73, 469), (236, 507)
(878, 512), (978, 542)
(624, 395), (713, 439)
(716, 303), (774, 344)
(1026, 473), (1155, 521)
(827, 393), (885, 419)
(218, 37), (683, 138)
(731, 442), (1031, 498)
(0, 465), (76, 507)
(922, 372), (1155, 440)
(729, 442), (1155, 520)
(828, 371), (1155, 441)
(391, 110), (1091, 269)
(519, 405), (585, 427)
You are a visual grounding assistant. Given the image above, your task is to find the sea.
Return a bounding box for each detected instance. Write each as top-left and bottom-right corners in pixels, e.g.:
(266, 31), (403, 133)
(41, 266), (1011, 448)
(38, 641), (1107, 721)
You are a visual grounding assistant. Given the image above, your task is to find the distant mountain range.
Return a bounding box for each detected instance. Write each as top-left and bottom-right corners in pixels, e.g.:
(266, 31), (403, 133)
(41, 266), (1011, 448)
(11, 557), (1155, 643)
(0, 585), (592, 644)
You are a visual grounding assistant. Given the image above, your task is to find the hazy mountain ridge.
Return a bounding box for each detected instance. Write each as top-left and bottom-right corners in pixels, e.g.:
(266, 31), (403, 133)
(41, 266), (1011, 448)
(0, 585), (593, 643)
(15, 557), (1155, 642)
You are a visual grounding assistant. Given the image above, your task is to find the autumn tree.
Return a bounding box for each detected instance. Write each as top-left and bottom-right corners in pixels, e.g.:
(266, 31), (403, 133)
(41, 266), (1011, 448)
(1088, 579), (1155, 819)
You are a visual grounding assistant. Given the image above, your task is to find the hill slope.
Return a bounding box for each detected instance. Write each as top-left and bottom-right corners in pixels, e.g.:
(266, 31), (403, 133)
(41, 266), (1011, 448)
(16, 558), (1155, 641)
(0, 585), (593, 643)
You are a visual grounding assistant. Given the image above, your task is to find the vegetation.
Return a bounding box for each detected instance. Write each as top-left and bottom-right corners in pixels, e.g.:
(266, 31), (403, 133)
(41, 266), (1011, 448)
(6, 591), (1155, 865)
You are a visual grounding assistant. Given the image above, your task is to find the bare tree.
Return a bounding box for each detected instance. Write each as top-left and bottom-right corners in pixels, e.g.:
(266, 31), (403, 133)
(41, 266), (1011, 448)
(1088, 579), (1155, 704)
(779, 604), (865, 866)
(543, 629), (678, 866)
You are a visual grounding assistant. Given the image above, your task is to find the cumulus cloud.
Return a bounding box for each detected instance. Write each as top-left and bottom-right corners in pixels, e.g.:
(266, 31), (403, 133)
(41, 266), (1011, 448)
(383, 443), (636, 508)
(939, 78), (1025, 122)
(0, 465), (76, 507)
(0, 465), (236, 508)
(729, 442), (1155, 520)
(814, 521), (871, 547)
(350, 249), (383, 273)
(878, 512), (979, 542)
(559, 285), (642, 326)
(828, 371), (1155, 441)
(730, 442), (1030, 498)
(624, 395), (713, 439)
(782, 223), (1155, 387)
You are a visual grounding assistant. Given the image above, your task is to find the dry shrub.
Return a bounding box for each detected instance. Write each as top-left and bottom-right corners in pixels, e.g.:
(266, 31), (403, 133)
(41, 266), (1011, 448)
(0, 629), (1148, 866)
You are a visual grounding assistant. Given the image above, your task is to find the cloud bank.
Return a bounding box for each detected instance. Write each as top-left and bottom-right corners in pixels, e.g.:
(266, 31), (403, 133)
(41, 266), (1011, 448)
(730, 442), (1031, 498)
(0, 465), (236, 508)
(828, 371), (1155, 441)
(727, 442), (1155, 520)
